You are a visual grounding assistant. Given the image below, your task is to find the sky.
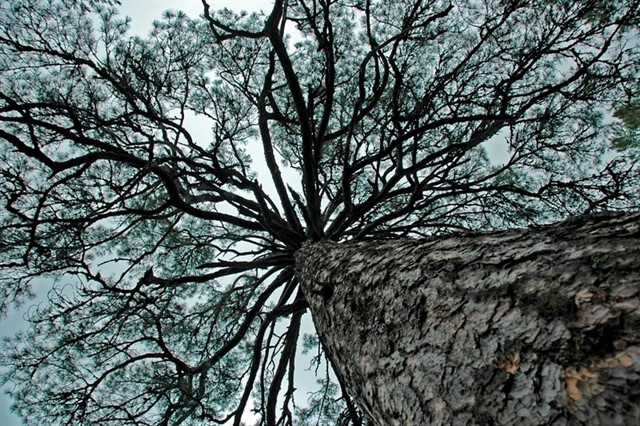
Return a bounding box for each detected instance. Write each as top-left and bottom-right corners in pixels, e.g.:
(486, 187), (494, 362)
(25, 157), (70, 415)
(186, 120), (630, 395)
(0, 2), (274, 425)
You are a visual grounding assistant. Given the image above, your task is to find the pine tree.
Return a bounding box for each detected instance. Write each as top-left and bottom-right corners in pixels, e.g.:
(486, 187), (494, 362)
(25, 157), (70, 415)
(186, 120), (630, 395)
(1, 0), (639, 424)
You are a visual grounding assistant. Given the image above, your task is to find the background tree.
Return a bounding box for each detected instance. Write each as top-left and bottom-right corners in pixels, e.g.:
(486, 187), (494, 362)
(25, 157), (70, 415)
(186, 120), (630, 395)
(0, 0), (639, 424)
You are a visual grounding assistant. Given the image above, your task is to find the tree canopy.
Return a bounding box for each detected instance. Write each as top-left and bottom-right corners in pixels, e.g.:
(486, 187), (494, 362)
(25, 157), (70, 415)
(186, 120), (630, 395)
(0, 0), (639, 424)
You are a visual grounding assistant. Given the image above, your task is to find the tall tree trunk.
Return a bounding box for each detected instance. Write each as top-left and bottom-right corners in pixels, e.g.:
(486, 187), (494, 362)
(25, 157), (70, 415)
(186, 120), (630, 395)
(295, 213), (640, 425)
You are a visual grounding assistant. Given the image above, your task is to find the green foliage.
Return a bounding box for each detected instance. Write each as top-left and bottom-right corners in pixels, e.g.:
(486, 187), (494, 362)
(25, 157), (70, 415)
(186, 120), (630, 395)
(612, 98), (640, 150)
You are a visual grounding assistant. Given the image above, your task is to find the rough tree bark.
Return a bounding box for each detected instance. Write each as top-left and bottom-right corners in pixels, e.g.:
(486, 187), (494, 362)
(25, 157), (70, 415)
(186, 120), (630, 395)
(295, 212), (640, 425)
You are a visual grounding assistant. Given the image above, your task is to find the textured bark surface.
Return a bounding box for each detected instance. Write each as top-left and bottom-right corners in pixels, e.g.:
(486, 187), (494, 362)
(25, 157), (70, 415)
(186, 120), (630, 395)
(295, 212), (640, 425)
